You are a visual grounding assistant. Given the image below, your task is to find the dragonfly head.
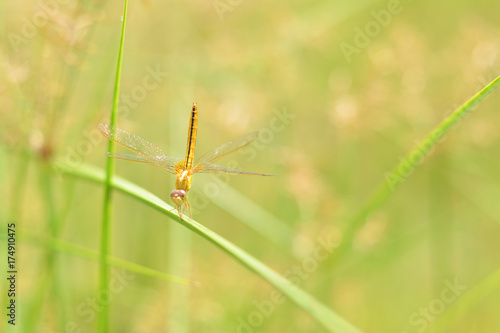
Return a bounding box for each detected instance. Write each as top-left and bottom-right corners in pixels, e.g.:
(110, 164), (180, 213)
(170, 189), (187, 207)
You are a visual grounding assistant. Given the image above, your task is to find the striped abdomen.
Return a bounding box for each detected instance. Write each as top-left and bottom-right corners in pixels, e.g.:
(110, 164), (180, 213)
(185, 103), (198, 170)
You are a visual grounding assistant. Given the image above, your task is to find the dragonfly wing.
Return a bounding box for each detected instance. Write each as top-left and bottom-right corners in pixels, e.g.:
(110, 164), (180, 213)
(195, 131), (259, 164)
(158, 156), (185, 174)
(193, 161), (275, 176)
(106, 153), (150, 164)
(99, 123), (182, 174)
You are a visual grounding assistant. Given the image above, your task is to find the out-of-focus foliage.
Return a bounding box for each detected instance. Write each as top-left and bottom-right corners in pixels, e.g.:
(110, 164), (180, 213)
(1, 0), (500, 332)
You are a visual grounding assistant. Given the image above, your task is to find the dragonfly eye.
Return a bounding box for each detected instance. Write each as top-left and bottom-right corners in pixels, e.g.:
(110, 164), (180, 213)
(170, 190), (186, 199)
(170, 189), (187, 206)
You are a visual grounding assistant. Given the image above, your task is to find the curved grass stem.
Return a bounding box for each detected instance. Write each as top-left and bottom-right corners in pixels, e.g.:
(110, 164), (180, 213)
(330, 74), (500, 268)
(57, 162), (363, 333)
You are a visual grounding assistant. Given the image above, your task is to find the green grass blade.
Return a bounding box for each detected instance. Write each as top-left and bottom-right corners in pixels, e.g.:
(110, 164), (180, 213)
(25, 164), (67, 332)
(210, 184), (298, 252)
(99, 0), (128, 331)
(40, 165), (67, 330)
(21, 232), (193, 285)
(56, 162), (363, 333)
(431, 268), (500, 332)
(330, 74), (500, 267)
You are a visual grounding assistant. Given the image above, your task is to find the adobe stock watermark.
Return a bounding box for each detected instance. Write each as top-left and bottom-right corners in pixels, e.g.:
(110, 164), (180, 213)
(53, 65), (168, 180)
(212, 0), (243, 21)
(384, 134), (440, 192)
(339, 0), (406, 63)
(235, 234), (337, 332)
(188, 106), (296, 215)
(384, 103), (459, 192)
(400, 278), (467, 333)
(384, 69), (491, 192)
(7, 0), (72, 52)
(63, 268), (135, 333)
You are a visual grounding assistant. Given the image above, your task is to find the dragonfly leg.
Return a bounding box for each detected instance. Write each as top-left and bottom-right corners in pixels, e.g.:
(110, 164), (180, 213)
(175, 205), (183, 220)
(186, 200), (192, 218)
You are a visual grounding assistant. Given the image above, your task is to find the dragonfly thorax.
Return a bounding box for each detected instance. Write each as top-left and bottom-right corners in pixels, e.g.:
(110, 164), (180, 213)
(175, 170), (193, 192)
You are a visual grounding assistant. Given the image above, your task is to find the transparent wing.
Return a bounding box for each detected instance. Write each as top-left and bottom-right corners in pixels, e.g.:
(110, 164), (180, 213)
(196, 131), (259, 164)
(98, 123), (183, 174)
(193, 162), (275, 176)
(106, 153), (184, 168)
(106, 153), (151, 164)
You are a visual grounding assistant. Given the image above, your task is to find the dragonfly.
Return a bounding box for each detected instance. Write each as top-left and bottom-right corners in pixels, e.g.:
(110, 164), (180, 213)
(98, 103), (273, 218)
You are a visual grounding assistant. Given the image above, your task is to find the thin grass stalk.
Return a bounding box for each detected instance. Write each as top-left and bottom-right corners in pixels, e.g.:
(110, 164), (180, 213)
(98, 0), (128, 331)
(329, 74), (500, 269)
(42, 164), (67, 330)
(21, 232), (192, 285)
(24, 163), (66, 332)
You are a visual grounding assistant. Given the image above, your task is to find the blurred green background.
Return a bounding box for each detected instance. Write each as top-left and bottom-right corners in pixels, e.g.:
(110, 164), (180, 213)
(1, 0), (500, 332)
